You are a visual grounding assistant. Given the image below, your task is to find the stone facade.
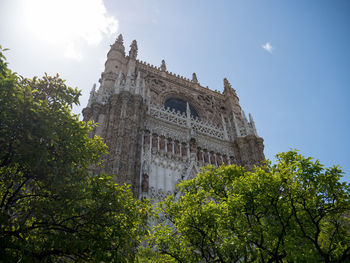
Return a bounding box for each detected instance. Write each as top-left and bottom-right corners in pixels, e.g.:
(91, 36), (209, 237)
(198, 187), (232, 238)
(83, 34), (264, 201)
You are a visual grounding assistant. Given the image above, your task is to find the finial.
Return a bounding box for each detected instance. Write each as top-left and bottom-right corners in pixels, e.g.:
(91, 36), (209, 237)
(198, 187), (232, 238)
(224, 78), (231, 89)
(91, 83), (96, 93)
(223, 77), (237, 95)
(129, 40), (138, 59)
(111, 33), (125, 54)
(192, 73), (198, 83)
(160, 59), (166, 71)
(116, 34), (123, 44)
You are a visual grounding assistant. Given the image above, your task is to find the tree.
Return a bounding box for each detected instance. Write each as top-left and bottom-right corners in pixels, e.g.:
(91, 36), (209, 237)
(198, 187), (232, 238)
(148, 151), (350, 263)
(0, 47), (149, 262)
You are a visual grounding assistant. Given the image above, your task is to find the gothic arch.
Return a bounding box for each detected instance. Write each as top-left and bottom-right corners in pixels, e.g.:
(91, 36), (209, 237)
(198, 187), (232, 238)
(160, 91), (203, 119)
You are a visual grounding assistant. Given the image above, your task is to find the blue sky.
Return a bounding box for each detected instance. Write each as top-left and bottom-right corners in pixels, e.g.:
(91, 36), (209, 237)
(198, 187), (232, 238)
(1, 0), (349, 181)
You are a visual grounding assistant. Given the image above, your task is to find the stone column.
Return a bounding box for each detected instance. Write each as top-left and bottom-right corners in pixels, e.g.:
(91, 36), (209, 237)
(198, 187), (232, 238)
(181, 142), (187, 157)
(174, 140), (180, 155)
(167, 138), (173, 153)
(159, 135), (165, 151)
(95, 91), (145, 197)
(203, 149), (209, 163)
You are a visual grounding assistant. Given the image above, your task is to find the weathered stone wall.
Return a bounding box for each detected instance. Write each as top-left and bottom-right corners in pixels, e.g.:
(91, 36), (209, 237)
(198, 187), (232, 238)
(84, 92), (146, 197)
(82, 34), (265, 199)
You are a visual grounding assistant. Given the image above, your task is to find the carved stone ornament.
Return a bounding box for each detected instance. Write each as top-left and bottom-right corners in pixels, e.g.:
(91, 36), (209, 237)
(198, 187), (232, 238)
(82, 34), (265, 201)
(160, 59), (167, 71)
(129, 40), (138, 59)
(141, 173), (149, 192)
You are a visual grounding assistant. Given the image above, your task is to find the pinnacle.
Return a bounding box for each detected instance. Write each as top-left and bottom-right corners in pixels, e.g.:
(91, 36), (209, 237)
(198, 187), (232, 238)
(160, 59), (166, 71)
(129, 40), (138, 59)
(192, 73), (198, 83)
(116, 34), (123, 43)
(224, 78), (231, 88)
(110, 33), (125, 55)
(223, 77), (237, 95)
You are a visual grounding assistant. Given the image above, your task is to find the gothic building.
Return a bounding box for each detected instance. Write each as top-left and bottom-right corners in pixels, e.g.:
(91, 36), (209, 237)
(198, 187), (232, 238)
(82, 34), (264, 202)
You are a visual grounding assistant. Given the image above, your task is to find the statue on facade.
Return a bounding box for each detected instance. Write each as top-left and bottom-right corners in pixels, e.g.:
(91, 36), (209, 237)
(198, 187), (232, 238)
(160, 59), (166, 71)
(141, 174), (149, 192)
(152, 134), (158, 149)
(167, 138), (172, 153)
(129, 40), (138, 59)
(174, 141), (180, 155)
(192, 73), (198, 83)
(159, 136), (165, 151)
(190, 139), (196, 153)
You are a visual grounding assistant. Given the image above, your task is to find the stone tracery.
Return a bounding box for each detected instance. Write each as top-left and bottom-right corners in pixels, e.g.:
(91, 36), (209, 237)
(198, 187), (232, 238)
(83, 34), (265, 204)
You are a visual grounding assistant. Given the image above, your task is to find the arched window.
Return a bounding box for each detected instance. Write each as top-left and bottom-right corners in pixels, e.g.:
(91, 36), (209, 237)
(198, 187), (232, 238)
(164, 98), (199, 118)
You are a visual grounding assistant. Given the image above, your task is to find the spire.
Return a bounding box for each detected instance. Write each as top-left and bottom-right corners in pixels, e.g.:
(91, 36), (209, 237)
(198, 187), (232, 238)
(111, 34), (125, 54)
(224, 78), (232, 92)
(160, 59), (166, 71)
(192, 73), (198, 83)
(87, 83), (97, 107)
(249, 113), (258, 136)
(129, 40), (138, 59)
(223, 77), (237, 95)
(241, 110), (250, 135)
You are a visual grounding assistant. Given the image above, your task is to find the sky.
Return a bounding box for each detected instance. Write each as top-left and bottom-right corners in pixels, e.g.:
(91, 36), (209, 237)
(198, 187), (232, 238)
(0, 0), (349, 181)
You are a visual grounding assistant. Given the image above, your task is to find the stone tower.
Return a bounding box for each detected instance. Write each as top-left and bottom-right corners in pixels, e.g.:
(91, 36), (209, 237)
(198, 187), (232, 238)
(83, 34), (264, 201)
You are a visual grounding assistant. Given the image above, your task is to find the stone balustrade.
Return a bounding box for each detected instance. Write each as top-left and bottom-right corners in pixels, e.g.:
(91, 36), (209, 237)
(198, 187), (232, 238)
(143, 130), (234, 167)
(149, 104), (226, 140)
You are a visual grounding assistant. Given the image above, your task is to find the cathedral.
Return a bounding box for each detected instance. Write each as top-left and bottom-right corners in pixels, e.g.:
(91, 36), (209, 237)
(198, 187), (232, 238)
(82, 34), (265, 202)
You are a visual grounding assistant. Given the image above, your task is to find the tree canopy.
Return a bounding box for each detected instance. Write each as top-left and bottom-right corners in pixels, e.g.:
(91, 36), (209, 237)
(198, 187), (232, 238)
(147, 151), (350, 263)
(1, 45), (349, 263)
(0, 47), (149, 262)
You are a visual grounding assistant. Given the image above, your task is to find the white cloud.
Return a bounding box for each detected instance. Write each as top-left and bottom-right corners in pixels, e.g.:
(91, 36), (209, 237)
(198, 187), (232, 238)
(21, 0), (118, 60)
(262, 42), (274, 53)
(64, 42), (83, 61)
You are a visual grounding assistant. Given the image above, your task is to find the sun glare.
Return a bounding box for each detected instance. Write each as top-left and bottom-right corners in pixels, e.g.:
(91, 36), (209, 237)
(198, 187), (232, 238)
(20, 0), (118, 60)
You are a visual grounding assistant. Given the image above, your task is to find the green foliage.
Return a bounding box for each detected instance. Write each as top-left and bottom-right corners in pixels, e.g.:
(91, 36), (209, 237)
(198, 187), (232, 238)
(149, 151), (350, 263)
(2, 45), (349, 262)
(0, 47), (149, 262)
